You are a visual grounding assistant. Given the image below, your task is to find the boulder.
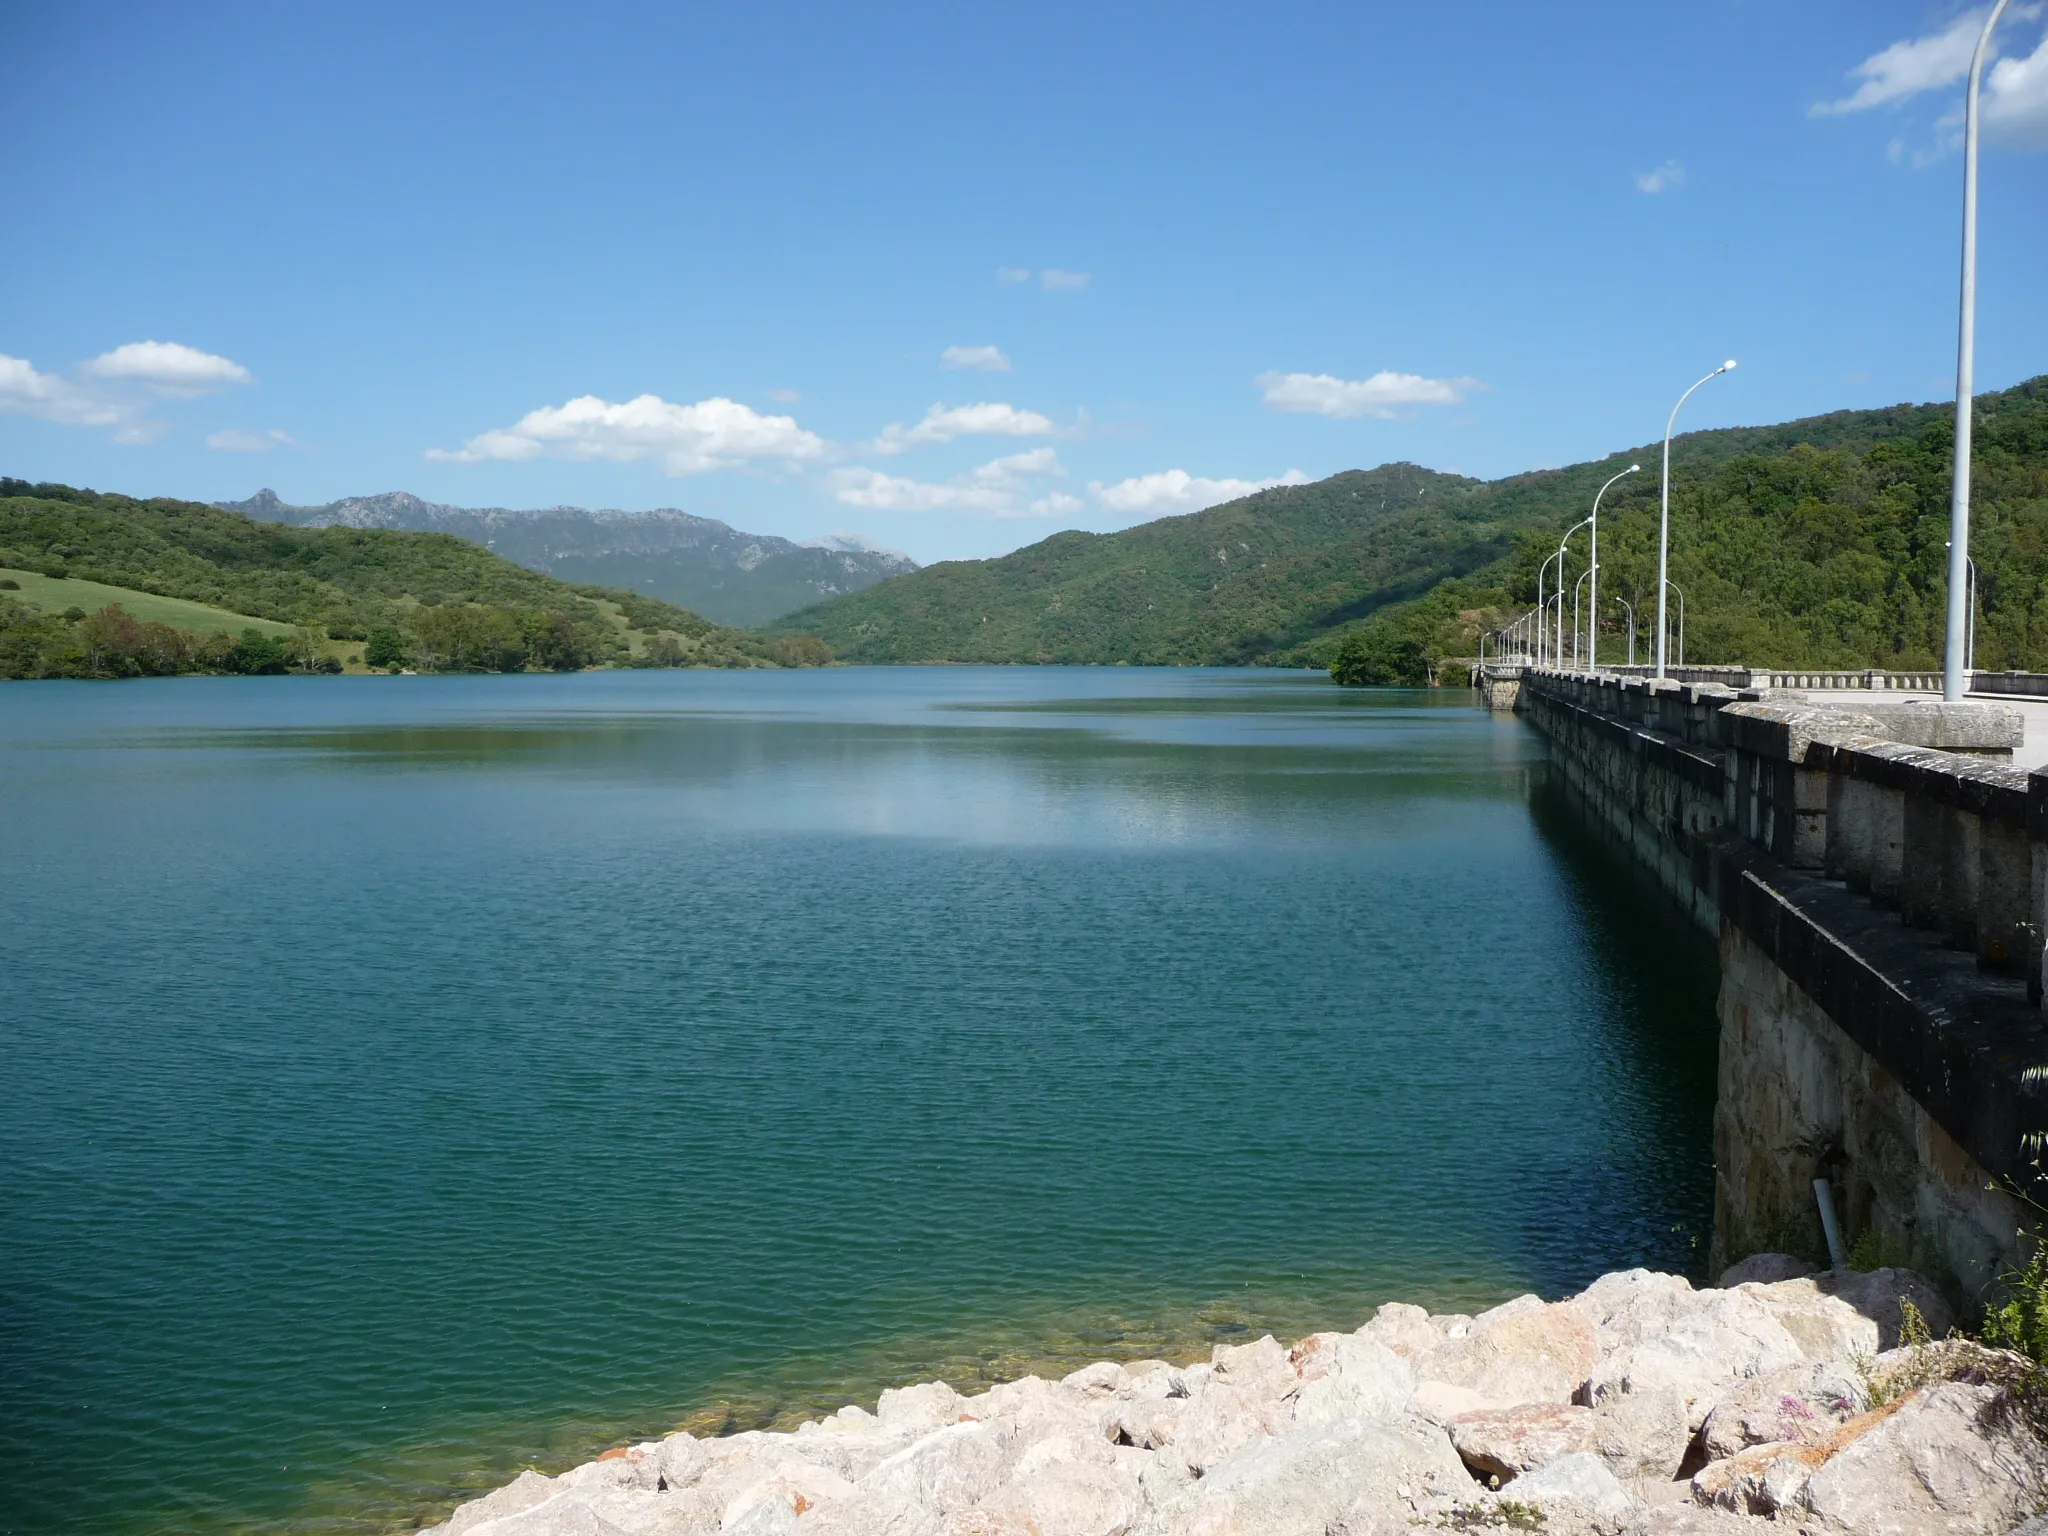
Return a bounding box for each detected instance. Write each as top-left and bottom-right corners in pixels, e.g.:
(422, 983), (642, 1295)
(1448, 1402), (1597, 1482)
(974, 1454), (1143, 1536)
(1287, 1333), (1414, 1426)
(1793, 1381), (2048, 1535)
(1737, 1276), (1886, 1362)
(1810, 1266), (1959, 1349)
(1589, 1386), (1690, 1486)
(1582, 1281), (1830, 1429)
(1413, 1294), (1599, 1408)
(1159, 1379), (1288, 1474)
(805, 1420), (1019, 1536)
(1406, 1381), (1493, 1427)
(435, 1470), (559, 1535)
(1210, 1335), (1295, 1399)
(1713, 1254), (1813, 1288)
(1502, 1451), (1638, 1527)
(720, 1461), (857, 1535)
(1697, 1360), (1866, 1461)
(1689, 1441), (1821, 1517)
(1143, 1414), (1470, 1536)
(877, 1382), (965, 1433)
(1357, 1302), (1440, 1361)
(657, 1434), (707, 1489)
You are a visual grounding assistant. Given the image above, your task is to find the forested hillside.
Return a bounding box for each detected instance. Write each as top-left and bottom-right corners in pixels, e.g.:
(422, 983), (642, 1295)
(1323, 374), (2048, 682)
(222, 489), (916, 627)
(771, 462), (1506, 663)
(0, 481), (829, 679)
(774, 377), (2047, 675)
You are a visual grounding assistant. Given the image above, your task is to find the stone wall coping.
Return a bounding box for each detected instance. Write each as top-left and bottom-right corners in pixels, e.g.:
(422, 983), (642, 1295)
(1803, 738), (2031, 824)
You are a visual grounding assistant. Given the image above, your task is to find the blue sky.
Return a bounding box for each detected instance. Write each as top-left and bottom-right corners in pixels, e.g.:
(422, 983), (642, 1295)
(3, 1), (2044, 564)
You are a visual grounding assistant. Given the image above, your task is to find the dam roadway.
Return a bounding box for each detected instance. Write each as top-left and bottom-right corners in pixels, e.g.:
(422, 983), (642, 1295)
(1481, 663), (2047, 1308)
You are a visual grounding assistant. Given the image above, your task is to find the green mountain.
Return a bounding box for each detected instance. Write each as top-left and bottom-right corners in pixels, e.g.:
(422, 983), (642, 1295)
(774, 376), (2047, 674)
(0, 480), (829, 678)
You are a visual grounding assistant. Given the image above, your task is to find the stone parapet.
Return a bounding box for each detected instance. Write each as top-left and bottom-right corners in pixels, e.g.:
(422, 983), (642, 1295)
(1510, 668), (2048, 1302)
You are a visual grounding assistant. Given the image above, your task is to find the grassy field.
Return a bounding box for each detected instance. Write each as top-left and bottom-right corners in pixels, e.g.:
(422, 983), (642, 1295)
(0, 568), (298, 638)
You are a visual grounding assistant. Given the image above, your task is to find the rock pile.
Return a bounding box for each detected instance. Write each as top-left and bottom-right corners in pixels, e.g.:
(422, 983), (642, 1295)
(426, 1259), (2045, 1536)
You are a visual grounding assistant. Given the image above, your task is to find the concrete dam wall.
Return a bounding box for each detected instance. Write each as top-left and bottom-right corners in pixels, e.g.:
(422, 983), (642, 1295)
(1501, 668), (2047, 1305)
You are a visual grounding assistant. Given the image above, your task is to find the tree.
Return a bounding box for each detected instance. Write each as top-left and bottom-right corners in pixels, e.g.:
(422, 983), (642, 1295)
(363, 626), (410, 670)
(1328, 629), (1429, 686)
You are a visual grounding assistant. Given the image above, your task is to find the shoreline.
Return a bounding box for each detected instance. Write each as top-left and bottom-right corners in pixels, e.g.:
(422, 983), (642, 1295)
(422, 1257), (2042, 1536)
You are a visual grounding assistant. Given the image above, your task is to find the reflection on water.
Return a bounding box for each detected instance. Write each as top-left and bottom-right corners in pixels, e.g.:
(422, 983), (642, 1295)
(0, 669), (1717, 1535)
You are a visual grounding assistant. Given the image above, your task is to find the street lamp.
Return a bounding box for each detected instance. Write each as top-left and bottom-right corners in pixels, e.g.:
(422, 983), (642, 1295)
(1615, 595), (1637, 666)
(1573, 566), (1593, 671)
(1666, 580), (1687, 670)
(1656, 362), (1736, 679)
(1946, 0), (2012, 702)
(1555, 515), (1595, 666)
(1586, 464), (1640, 672)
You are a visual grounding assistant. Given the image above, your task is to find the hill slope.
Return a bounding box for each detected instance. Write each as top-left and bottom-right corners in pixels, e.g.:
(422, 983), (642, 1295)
(773, 462), (1504, 663)
(776, 380), (2045, 668)
(0, 480), (827, 678)
(221, 490), (917, 627)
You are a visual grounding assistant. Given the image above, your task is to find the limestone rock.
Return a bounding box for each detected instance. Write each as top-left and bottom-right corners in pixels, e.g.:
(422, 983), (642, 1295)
(1582, 1279), (1827, 1429)
(1142, 1414), (1469, 1536)
(1158, 1378), (1288, 1474)
(437, 1470), (559, 1535)
(657, 1434), (707, 1490)
(1504, 1450), (1639, 1528)
(1448, 1402), (1597, 1482)
(1357, 1301), (1440, 1360)
(1697, 1359), (1867, 1461)
(805, 1420), (1019, 1536)
(1209, 1335), (1294, 1398)
(1414, 1294), (1599, 1408)
(1407, 1380), (1494, 1427)
(1287, 1332), (1414, 1426)
(1713, 1253), (1812, 1288)
(877, 1382), (964, 1433)
(975, 1454), (1142, 1536)
(1689, 1440), (1820, 1517)
(1737, 1275), (1885, 1362)
(1590, 1387), (1691, 1486)
(1793, 1381), (2048, 1535)
(1809, 1265), (1958, 1349)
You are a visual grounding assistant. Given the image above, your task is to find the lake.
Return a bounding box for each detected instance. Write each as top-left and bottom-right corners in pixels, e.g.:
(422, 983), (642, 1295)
(0, 667), (1719, 1534)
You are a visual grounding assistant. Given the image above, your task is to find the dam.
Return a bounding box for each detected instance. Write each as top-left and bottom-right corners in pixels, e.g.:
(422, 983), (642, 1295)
(1483, 664), (2048, 1304)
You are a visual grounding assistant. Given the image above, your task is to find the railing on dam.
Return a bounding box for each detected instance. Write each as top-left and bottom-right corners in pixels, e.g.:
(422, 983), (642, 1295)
(1499, 666), (2048, 1296)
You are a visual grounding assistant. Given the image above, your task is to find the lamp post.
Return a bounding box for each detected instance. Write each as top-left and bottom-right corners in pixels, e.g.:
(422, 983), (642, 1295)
(1555, 515), (1594, 668)
(1657, 362), (1736, 679)
(1615, 596), (1636, 666)
(1666, 580), (1687, 670)
(1573, 566), (1593, 671)
(1946, 0), (2011, 702)
(1587, 464), (1641, 673)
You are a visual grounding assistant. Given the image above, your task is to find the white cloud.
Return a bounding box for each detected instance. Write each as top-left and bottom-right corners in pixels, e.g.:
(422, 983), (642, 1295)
(996, 267), (1032, 283)
(207, 428), (297, 453)
(1040, 269), (1090, 290)
(1635, 159), (1687, 193)
(1814, 10), (1989, 115)
(0, 354), (127, 429)
(83, 340), (252, 395)
(831, 448), (1068, 515)
(868, 401), (1058, 454)
(1090, 468), (1310, 517)
(1985, 28), (2048, 146)
(1025, 491), (1085, 519)
(1255, 369), (1479, 420)
(1813, 6), (2048, 150)
(429, 394), (826, 475)
(941, 344), (1011, 372)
